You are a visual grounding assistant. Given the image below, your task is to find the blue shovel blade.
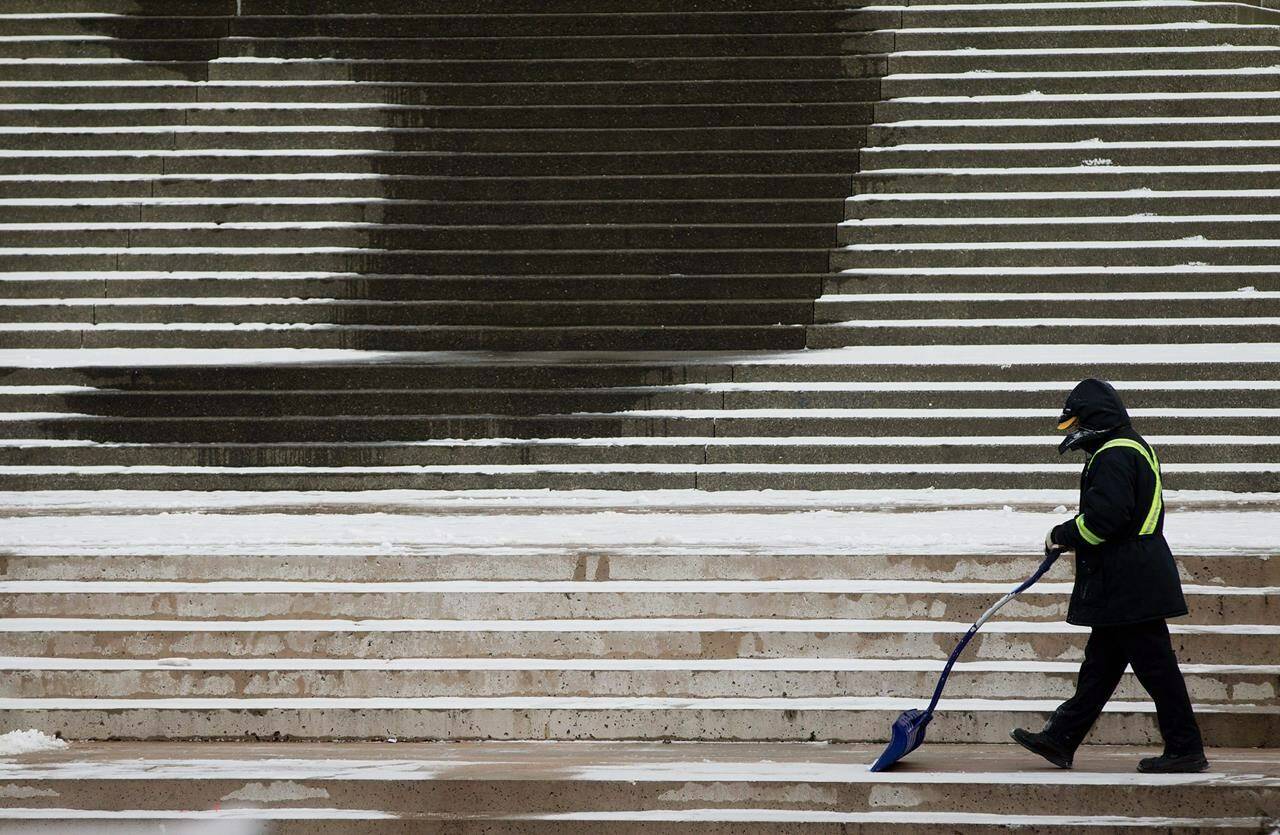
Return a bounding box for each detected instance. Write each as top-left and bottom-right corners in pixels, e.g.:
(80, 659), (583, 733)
(869, 708), (932, 772)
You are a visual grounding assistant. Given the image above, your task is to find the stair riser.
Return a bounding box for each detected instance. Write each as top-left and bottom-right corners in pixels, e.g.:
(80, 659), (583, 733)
(845, 195), (1280, 220)
(888, 50), (1280, 74)
(4, 388), (1274, 413)
(0, 226), (839, 250)
(0, 56), (889, 84)
(862, 147), (1280, 170)
(893, 29), (1280, 51)
(0, 81), (882, 107)
(2, 629), (1264, 664)
(5, 668), (1271, 703)
(7, 33), (895, 61)
(883, 74), (1280, 98)
(2, 444), (1271, 468)
(2, 706), (1272, 745)
(880, 101), (1280, 124)
(0, 125), (873, 152)
(831, 246), (1280, 269)
(0, 150), (865, 176)
(8, 361), (1277, 387)
(824, 272), (1280, 294)
(0, 250), (832, 276)
(3, 175), (857, 202)
(0, 326), (810, 353)
(0, 304), (812, 327)
(0, 275), (826, 301)
(2, 12), (898, 39)
(869, 122), (1280, 146)
(0, 470), (1272, 492)
(0, 201), (846, 226)
(5, 554), (1268, 587)
(1, 591), (1267, 623)
(0, 776), (1267, 826)
(853, 170), (1280, 194)
(807, 322), (1280, 347)
(839, 221), (1280, 245)
(3, 416), (1264, 442)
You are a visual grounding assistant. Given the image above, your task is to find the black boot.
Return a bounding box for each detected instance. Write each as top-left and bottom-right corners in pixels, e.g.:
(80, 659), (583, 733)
(1137, 751), (1209, 773)
(1011, 727), (1073, 769)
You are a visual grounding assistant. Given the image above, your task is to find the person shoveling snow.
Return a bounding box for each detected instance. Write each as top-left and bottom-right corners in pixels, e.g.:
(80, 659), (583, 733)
(1013, 378), (1208, 774)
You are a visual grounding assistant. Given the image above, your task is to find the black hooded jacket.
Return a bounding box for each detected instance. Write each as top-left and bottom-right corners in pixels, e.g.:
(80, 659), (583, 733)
(1050, 380), (1188, 627)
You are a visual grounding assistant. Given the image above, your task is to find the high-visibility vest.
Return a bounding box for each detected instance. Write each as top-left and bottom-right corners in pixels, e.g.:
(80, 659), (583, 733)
(1074, 438), (1163, 545)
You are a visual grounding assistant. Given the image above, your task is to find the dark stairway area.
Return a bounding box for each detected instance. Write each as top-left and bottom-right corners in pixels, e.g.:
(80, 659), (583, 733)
(0, 1), (893, 352)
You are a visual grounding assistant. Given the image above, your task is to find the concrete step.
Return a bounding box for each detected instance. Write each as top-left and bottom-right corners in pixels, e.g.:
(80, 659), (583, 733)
(0, 272), (828, 301)
(0, 299), (818, 327)
(825, 265), (1280, 293)
(886, 3), (1276, 27)
(877, 93), (1280, 122)
(816, 291), (1278, 318)
(851, 166), (1280, 194)
(4, 658), (1275, 703)
(0, 10), (901, 39)
(839, 216), (1280, 245)
(0, 249), (832, 278)
(2, 407), (1272, 442)
(0, 117), (875, 147)
(0, 198), (847, 227)
(881, 68), (1280, 97)
(889, 25), (1280, 52)
(0, 222), (839, 250)
(0, 55), (889, 83)
(0, 695), (1273, 744)
(0, 463), (1274, 491)
(0, 579), (1271, 624)
(2, 174), (856, 202)
(0, 741), (1272, 831)
(7, 345), (1276, 384)
(0, 79), (884, 107)
(807, 317), (1280, 347)
(10, 548), (1269, 586)
(6, 33), (894, 61)
(1, 615), (1272, 666)
(4, 380), (1277, 413)
(0, 323), (813, 352)
(860, 142), (1280, 170)
(2, 437), (1276, 467)
(831, 239), (1280, 268)
(844, 191), (1280, 220)
(887, 45), (1280, 74)
(6, 547), (1270, 587)
(0, 149), (865, 177)
(868, 118), (1280, 146)
(0, 270), (824, 299)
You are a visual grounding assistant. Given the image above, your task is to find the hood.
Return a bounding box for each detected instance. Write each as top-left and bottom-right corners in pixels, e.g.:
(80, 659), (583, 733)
(1056, 378), (1131, 455)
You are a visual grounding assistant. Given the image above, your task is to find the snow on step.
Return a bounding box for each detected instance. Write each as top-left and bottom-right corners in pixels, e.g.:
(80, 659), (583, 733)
(3, 507), (1275, 556)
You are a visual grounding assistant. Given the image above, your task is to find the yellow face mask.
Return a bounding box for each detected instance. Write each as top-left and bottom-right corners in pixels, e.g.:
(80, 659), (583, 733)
(1057, 416), (1079, 431)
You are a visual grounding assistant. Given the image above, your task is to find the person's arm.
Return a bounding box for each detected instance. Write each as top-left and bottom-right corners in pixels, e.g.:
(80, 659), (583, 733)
(1050, 449), (1140, 552)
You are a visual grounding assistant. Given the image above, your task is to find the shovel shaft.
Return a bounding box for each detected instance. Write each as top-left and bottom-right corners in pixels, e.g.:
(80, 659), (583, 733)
(924, 548), (1062, 715)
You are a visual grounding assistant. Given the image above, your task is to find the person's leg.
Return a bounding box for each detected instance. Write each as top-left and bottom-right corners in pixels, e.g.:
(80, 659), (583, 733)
(1042, 624), (1130, 752)
(1120, 619), (1204, 756)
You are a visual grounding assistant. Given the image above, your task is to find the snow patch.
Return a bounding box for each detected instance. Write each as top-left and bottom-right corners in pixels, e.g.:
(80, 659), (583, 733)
(0, 731), (66, 756)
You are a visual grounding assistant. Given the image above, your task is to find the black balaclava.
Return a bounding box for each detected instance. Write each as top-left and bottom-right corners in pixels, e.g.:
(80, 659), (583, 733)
(1056, 378), (1132, 455)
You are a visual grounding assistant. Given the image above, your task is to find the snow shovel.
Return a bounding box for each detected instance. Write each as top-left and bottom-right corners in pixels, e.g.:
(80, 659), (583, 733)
(869, 547), (1063, 772)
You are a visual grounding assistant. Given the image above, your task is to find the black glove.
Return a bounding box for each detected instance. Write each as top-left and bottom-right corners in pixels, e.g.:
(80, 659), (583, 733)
(1045, 527), (1066, 557)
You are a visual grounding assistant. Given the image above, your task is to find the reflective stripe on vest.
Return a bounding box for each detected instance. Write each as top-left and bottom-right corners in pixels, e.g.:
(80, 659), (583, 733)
(1077, 438), (1164, 542)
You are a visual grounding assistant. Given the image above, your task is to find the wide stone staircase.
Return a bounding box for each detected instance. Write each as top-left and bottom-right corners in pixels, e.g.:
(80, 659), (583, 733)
(0, 0), (1278, 831)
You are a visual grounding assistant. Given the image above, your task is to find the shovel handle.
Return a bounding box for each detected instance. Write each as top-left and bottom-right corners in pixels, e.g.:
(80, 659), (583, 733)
(924, 548), (1062, 715)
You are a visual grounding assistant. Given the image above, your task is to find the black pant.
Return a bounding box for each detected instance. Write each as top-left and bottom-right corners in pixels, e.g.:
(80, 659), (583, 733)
(1045, 618), (1203, 755)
